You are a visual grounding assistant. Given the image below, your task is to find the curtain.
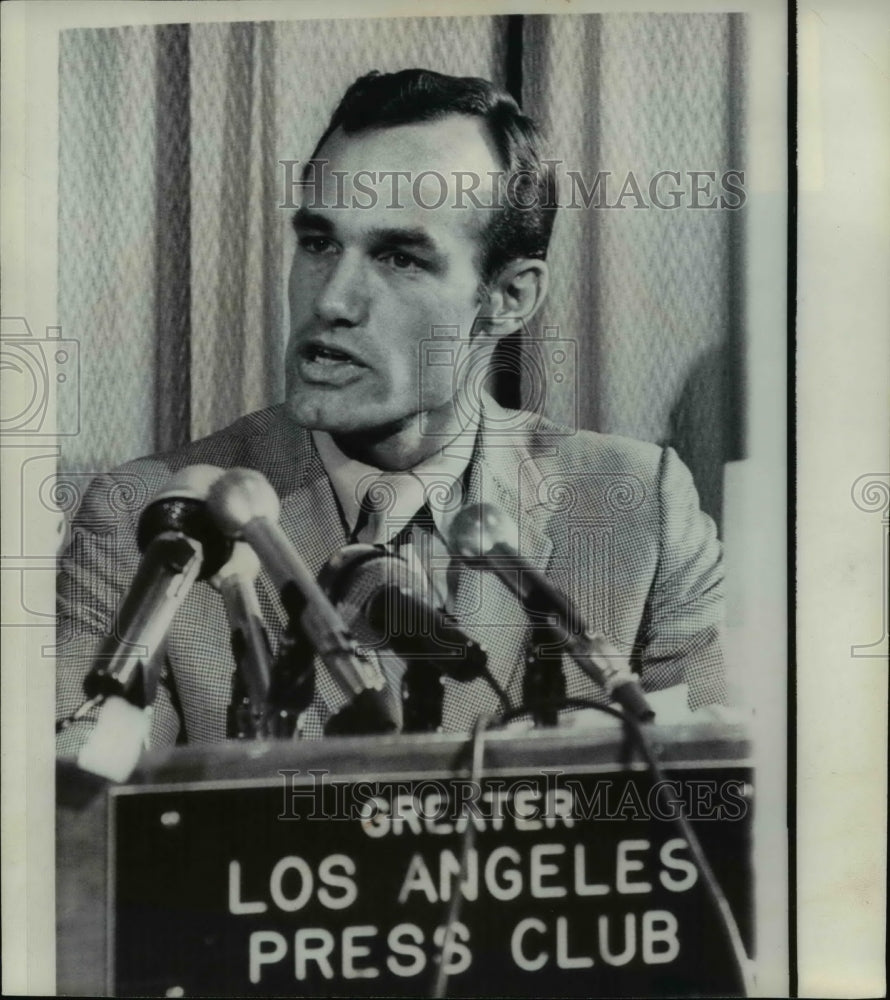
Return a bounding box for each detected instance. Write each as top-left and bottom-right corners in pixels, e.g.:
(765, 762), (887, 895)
(520, 13), (746, 525)
(58, 13), (742, 529)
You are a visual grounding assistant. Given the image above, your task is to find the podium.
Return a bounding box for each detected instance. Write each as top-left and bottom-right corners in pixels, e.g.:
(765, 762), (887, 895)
(57, 722), (753, 997)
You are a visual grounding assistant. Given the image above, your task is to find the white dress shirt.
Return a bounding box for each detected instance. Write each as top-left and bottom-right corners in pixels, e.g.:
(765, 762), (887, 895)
(311, 421), (479, 611)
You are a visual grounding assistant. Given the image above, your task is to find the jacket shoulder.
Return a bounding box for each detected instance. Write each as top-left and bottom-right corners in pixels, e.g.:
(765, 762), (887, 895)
(524, 413), (665, 482)
(126, 404), (295, 467)
(76, 406), (304, 520)
(482, 396), (664, 480)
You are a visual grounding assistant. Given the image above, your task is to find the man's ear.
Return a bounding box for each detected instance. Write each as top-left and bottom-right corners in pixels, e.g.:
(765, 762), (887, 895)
(476, 259), (549, 339)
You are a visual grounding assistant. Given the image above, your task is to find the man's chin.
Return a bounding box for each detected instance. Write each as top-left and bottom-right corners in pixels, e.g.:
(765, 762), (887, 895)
(284, 394), (401, 437)
(284, 398), (344, 433)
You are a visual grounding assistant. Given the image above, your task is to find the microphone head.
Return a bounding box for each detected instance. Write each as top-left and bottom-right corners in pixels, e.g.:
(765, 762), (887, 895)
(320, 544), (484, 681)
(319, 543), (422, 611)
(317, 544), (388, 603)
(207, 468), (281, 536)
(449, 502), (518, 558)
(343, 550), (422, 616)
(151, 464), (227, 502)
(137, 464), (232, 578)
(208, 540), (262, 589)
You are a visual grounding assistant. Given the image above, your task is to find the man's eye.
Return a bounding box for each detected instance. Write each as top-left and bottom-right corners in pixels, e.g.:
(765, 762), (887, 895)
(298, 236), (336, 255)
(380, 251), (424, 273)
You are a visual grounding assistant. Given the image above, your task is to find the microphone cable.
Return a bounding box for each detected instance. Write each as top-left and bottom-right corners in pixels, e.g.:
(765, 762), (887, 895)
(429, 713), (492, 1000)
(478, 668), (510, 716)
(496, 696), (755, 997)
(617, 703), (754, 997)
(56, 695), (102, 734)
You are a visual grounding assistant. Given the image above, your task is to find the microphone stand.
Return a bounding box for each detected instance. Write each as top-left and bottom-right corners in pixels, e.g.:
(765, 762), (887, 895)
(359, 566), (487, 734)
(401, 660), (445, 733)
(364, 580), (445, 733)
(227, 670), (256, 739)
(523, 621), (567, 728)
(265, 591), (316, 739)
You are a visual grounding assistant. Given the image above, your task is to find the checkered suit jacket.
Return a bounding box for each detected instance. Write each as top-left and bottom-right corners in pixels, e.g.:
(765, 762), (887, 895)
(56, 398), (726, 755)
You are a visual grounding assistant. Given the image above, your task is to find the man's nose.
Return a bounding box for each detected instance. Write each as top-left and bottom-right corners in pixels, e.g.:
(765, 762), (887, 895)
(314, 250), (368, 327)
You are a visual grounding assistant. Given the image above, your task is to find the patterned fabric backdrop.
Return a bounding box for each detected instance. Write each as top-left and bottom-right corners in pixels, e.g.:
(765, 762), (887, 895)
(58, 14), (743, 529)
(521, 13), (746, 525)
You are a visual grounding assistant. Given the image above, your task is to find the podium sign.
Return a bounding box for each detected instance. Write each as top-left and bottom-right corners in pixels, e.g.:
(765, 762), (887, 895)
(105, 728), (753, 997)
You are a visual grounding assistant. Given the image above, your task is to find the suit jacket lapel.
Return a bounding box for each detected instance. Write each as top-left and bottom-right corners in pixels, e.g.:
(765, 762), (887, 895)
(249, 411), (351, 717)
(444, 399), (555, 728)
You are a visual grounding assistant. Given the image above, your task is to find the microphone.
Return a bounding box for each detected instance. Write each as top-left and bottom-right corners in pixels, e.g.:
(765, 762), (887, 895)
(319, 544), (489, 733)
(449, 503), (655, 722)
(208, 541), (273, 738)
(83, 464), (232, 709)
(74, 465), (231, 781)
(318, 544), (487, 680)
(206, 468), (399, 735)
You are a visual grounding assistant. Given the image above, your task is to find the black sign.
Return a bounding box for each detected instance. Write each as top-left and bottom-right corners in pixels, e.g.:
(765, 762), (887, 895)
(111, 765), (753, 996)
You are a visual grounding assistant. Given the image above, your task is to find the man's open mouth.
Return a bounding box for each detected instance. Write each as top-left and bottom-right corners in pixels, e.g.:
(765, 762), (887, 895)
(296, 341), (369, 386)
(301, 342), (366, 367)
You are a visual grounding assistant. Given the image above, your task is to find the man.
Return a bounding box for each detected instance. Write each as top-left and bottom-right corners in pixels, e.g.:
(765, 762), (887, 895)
(56, 69), (725, 755)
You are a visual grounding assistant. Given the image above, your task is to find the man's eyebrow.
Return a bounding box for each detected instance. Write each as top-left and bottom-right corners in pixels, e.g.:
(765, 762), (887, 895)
(367, 227), (440, 255)
(292, 208), (334, 233)
(292, 212), (444, 260)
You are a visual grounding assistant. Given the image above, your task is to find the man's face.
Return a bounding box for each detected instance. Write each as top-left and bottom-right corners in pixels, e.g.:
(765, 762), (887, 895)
(285, 115), (501, 442)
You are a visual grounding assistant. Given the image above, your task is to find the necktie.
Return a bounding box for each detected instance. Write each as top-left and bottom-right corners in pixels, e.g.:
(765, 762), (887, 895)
(351, 472), (425, 546)
(349, 474), (462, 722)
(347, 474), (426, 717)
(352, 474), (449, 611)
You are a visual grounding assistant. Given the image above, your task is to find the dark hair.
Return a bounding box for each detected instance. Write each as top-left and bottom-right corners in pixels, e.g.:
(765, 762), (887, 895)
(308, 69), (557, 283)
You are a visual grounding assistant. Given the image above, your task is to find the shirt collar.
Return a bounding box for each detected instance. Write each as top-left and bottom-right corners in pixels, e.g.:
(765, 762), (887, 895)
(311, 418), (479, 540)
